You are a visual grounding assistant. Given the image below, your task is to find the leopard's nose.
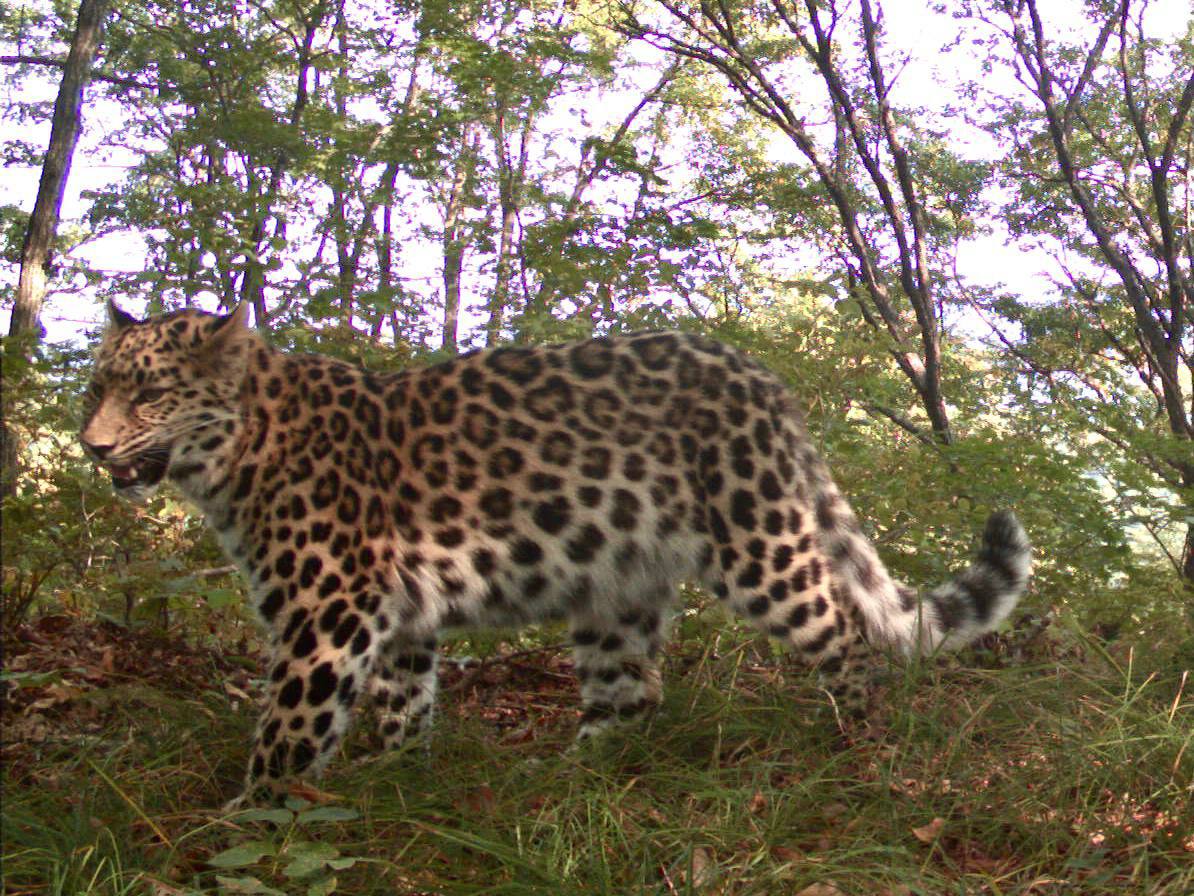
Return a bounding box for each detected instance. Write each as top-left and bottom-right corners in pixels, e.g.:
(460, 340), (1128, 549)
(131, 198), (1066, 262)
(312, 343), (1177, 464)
(81, 437), (114, 460)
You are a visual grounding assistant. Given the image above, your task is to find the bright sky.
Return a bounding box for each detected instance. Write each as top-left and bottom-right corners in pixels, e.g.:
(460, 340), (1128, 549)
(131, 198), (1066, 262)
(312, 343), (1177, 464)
(2, 0), (1189, 344)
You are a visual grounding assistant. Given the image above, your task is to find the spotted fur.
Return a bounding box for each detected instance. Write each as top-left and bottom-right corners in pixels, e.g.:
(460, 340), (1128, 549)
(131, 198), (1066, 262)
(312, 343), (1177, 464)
(80, 303), (1030, 805)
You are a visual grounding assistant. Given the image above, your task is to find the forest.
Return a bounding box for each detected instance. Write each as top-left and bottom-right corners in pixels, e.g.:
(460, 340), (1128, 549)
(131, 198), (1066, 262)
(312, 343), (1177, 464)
(1, 0), (1191, 893)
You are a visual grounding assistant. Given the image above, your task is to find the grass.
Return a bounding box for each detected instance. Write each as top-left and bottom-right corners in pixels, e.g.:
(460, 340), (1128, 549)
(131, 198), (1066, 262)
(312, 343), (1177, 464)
(2, 611), (1191, 895)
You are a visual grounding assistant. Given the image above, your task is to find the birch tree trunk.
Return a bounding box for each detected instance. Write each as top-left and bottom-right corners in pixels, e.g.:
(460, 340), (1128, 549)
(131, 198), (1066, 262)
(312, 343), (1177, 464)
(3, 0), (108, 497)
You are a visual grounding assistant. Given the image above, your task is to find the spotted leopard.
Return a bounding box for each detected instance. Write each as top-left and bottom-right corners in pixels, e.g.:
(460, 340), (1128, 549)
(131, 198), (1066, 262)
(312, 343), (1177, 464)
(80, 303), (1030, 806)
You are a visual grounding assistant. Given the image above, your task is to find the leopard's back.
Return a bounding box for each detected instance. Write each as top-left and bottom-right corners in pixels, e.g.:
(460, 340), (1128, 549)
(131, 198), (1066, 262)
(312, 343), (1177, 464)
(223, 331), (817, 632)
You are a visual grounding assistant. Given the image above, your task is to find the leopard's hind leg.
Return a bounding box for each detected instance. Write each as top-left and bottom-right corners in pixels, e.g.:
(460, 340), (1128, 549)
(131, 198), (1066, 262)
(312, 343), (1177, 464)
(368, 634), (440, 751)
(704, 488), (877, 721)
(570, 585), (673, 740)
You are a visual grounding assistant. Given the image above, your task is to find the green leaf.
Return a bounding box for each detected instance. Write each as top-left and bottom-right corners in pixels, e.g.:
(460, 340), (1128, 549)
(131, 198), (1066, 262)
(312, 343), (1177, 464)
(213, 875), (287, 895)
(296, 806), (359, 823)
(207, 841), (278, 868)
(0, 670), (63, 687)
(235, 807), (295, 825)
(282, 841), (341, 879)
(307, 876), (338, 896)
(202, 587), (242, 609)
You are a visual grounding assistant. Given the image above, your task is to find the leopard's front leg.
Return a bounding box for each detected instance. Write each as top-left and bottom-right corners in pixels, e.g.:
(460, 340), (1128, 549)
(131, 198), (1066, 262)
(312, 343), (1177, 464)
(229, 594), (384, 808)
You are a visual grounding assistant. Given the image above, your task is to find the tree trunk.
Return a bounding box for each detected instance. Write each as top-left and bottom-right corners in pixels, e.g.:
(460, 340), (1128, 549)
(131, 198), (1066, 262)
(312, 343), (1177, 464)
(1183, 466), (1194, 594)
(1184, 519), (1194, 587)
(10, 0), (107, 337)
(488, 104), (532, 344)
(236, 1), (328, 326)
(996, 0), (1192, 587)
(630, 1), (955, 445)
(375, 167), (399, 343)
(441, 130), (479, 354)
(3, 0), (108, 497)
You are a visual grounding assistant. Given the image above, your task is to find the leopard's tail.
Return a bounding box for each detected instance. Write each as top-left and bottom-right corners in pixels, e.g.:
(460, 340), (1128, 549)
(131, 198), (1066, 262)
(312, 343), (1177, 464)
(812, 473), (1030, 655)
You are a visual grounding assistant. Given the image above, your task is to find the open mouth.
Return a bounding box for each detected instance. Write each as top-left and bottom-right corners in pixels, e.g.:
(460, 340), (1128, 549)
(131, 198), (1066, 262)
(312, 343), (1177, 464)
(105, 452), (170, 490)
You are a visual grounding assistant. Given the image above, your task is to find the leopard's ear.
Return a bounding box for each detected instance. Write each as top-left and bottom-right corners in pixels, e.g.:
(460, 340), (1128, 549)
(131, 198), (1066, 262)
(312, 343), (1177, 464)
(202, 303), (252, 347)
(211, 302), (252, 334)
(198, 303), (255, 375)
(105, 299), (140, 332)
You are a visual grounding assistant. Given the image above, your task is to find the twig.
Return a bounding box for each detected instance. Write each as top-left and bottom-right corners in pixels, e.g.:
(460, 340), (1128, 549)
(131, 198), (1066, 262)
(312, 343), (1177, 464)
(444, 643), (569, 693)
(190, 566), (237, 579)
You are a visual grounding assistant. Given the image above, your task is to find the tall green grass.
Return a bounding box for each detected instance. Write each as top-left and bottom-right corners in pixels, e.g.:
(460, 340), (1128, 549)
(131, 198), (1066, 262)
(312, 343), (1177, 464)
(3, 621), (1191, 895)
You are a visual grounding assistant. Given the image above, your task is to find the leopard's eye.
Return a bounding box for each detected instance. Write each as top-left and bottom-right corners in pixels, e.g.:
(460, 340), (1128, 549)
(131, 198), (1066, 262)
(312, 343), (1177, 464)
(134, 388), (168, 405)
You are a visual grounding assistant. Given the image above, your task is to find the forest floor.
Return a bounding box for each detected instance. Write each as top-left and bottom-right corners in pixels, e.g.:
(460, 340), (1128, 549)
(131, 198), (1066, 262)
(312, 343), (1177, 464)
(1, 608), (1191, 896)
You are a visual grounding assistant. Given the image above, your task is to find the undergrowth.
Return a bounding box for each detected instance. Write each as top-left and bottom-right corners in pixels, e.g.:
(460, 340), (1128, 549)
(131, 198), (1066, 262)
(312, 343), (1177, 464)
(2, 611), (1191, 895)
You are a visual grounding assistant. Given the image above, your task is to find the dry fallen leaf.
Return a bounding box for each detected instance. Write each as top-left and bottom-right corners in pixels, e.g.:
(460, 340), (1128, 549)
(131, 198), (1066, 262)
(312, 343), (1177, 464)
(911, 817), (946, 843)
(25, 683), (85, 713)
(286, 781), (340, 804)
(458, 783), (497, 815)
(502, 723), (536, 744)
(821, 801), (849, 823)
(795, 883), (846, 896)
(146, 878), (191, 896)
(961, 851), (1008, 874)
(769, 845), (802, 862)
(689, 846), (715, 889)
(1024, 878), (1070, 892)
(223, 681), (252, 702)
(748, 790), (768, 815)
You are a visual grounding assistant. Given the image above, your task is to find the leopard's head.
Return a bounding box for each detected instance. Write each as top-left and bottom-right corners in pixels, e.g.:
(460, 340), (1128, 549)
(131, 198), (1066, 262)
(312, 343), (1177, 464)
(80, 301), (254, 502)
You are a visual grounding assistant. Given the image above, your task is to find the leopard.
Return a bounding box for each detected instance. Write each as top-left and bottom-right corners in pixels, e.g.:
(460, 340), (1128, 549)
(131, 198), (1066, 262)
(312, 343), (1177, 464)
(80, 301), (1031, 807)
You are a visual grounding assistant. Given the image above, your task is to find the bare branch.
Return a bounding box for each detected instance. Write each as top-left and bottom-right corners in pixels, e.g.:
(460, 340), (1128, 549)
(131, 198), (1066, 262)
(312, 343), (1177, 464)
(860, 402), (939, 448)
(629, 0), (955, 441)
(1004, 0), (1188, 439)
(0, 53), (154, 90)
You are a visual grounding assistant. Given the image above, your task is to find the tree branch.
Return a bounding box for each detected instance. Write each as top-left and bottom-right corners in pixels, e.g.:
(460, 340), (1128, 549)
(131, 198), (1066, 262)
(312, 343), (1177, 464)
(0, 53), (153, 90)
